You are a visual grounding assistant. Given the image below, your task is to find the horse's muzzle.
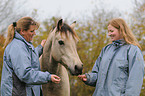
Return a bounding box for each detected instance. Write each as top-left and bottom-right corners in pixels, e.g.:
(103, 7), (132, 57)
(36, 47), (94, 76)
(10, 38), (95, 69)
(74, 64), (83, 75)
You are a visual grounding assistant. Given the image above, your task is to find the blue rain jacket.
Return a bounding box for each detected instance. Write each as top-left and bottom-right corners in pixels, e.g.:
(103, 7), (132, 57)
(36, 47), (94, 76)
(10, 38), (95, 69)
(85, 40), (144, 96)
(1, 32), (51, 96)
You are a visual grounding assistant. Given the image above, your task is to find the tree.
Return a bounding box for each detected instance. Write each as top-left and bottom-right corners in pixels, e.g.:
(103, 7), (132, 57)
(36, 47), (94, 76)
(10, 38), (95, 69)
(0, 0), (28, 34)
(130, 0), (145, 50)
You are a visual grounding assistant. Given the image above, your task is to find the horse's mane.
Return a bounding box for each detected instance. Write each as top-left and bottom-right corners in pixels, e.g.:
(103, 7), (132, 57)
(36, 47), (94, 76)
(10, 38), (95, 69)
(58, 23), (79, 41)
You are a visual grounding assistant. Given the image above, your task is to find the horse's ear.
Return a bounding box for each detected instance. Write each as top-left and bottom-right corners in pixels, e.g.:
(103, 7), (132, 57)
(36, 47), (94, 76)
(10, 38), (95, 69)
(70, 21), (76, 29)
(57, 19), (63, 31)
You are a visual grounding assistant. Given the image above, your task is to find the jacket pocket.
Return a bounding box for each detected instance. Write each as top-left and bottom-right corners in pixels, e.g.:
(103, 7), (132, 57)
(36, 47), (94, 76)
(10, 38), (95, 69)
(116, 59), (129, 77)
(113, 59), (128, 93)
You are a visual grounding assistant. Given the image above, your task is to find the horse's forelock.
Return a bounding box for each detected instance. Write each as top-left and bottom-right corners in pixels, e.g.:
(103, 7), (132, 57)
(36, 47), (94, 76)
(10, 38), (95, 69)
(58, 23), (79, 41)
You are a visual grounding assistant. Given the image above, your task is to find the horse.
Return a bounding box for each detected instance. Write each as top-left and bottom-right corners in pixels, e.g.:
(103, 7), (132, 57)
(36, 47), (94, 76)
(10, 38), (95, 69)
(40, 19), (83, 96)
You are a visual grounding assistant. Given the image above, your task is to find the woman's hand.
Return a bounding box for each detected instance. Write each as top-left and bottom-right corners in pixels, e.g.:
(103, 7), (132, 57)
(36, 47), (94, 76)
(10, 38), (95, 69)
(51, 75), (61, 83)
(41, 40), (46, 47)
(78, 74), (87, 82)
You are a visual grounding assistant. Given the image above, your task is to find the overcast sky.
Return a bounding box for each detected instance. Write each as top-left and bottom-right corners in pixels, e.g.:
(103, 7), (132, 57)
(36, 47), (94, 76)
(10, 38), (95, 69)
(24, 0), (138, 21)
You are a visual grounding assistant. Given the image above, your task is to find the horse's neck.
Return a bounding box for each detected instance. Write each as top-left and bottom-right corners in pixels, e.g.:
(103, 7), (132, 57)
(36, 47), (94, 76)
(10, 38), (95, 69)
(41, 31), (70, 96)
(41, 32), (60, 74)
(47, 56), (60, 74)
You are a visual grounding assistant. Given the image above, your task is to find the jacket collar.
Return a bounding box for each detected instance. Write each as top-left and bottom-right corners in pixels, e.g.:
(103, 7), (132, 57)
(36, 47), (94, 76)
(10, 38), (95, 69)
(112, 39), (126, 47)
(14, 31), (35, 51)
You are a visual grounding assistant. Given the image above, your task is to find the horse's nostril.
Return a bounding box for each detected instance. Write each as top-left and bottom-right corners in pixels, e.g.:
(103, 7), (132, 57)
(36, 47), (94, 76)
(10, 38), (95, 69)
(82, 64), (83, 67)
(75, 65), (77, 69)
(75, 65), (80, 70)
(75, 64), (83, 69)
(75, 65), (83, 75)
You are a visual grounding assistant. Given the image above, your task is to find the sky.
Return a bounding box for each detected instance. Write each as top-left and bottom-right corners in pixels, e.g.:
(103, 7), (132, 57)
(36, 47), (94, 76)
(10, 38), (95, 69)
(25, 0), (137, 21)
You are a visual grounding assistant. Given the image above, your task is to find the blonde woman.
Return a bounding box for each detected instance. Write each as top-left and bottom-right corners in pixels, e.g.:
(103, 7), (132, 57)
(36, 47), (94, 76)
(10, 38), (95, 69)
(78, 18), (144, 96)
(1, 17), (61, 96)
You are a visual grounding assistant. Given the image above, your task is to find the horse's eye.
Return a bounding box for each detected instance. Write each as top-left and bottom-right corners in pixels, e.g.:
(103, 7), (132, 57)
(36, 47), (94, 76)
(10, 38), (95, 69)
(58, 40), (64, 45)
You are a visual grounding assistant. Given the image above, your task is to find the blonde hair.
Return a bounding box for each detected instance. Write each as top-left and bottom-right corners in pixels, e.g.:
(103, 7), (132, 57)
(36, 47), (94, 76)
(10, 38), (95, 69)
(3, 17), (39, 48)
(108, 18), (141, 49)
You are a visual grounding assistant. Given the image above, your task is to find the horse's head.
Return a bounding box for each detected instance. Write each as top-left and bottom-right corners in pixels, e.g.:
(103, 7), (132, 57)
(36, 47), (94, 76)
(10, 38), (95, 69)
(50, 19), (83, 75)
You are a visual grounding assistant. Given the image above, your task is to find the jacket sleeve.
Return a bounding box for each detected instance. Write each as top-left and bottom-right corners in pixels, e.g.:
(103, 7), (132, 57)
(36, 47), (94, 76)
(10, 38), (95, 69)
(125, 46), (144, 96)
(35, 45), (43, 57)
(84, 48), (104, 87)
(10, 44), (51, 85)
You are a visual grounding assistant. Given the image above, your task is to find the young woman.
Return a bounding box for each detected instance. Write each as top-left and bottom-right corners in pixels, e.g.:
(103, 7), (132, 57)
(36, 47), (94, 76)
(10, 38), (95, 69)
(1, 17), (61, 96)
(78, 18), (144, 96)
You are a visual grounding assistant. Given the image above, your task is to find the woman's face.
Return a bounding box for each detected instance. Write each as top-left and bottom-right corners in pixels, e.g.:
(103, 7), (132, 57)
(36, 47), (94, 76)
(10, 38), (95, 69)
(108, 24), (123, 41)
(22, 25), (36, 42)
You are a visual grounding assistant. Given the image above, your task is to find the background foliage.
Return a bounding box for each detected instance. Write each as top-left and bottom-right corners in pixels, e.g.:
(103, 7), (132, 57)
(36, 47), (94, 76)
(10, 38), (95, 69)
(0, 0), (144, 96)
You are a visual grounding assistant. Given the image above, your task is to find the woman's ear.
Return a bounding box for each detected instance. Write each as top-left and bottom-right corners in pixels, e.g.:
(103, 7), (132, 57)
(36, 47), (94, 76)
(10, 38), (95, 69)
(20, 29), (24, 36)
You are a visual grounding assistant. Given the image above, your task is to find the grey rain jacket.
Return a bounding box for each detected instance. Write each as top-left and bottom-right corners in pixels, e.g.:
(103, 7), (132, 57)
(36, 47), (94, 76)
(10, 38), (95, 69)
(85, 40), (144, 96)
(1, 32), (51, 96)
